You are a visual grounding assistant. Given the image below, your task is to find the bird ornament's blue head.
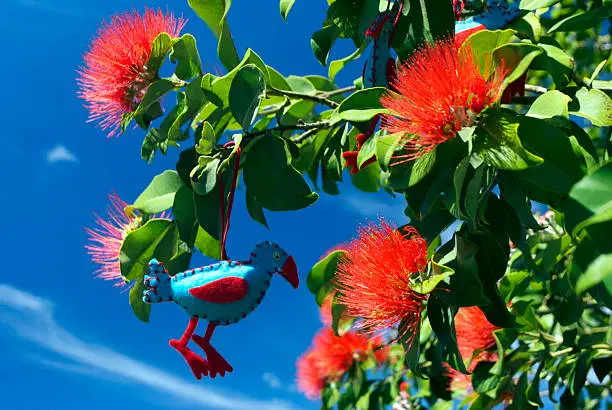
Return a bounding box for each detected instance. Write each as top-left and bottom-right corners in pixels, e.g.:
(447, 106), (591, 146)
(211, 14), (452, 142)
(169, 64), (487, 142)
(250, 241), (299, 289)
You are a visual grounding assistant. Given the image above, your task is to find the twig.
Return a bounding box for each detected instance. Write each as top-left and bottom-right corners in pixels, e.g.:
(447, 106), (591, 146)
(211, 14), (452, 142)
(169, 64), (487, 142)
(242, 120), (332, 142)
(321, 85), (357, 97)
(290, 128), (321, 144)
(524, 84), (548, 94)
(267, 86), (340, 108)
(258, 105), (285, 116)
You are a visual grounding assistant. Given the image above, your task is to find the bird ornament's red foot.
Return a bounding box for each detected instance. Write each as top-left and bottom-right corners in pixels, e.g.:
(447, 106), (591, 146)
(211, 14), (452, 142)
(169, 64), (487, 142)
(192, 329), (233, 378)
(169, 338), (210, 380)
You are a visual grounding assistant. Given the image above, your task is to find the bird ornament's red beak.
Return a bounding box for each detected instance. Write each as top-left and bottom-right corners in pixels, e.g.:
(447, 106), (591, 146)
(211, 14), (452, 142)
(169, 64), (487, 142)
(281, 256), (299, 289)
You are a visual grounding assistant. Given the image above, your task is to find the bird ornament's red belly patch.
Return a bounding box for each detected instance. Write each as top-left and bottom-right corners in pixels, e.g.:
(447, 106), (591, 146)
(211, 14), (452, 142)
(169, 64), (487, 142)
(188, 277), (249, 304)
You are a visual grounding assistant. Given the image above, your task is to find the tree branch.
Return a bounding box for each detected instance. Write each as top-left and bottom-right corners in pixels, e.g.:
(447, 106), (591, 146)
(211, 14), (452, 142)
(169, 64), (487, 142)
(267, 86), (340, 108)
(524, 84), (548, 94)
(242, 120), (333, 143)
(290, 128), (321, 144)
(321, 85), (357, 97)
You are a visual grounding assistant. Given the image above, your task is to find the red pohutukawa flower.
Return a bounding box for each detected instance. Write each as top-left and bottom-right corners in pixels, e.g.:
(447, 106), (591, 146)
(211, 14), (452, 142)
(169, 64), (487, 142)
(86, 193), (169, 287)
(380, 39), (508, 163)
(335, 219), (428, 346)
(455, 306), (500, 361)
(77, 9), (185, 137)
(443, 306), (501, 392)
(296, 328), (388, 400)
(296, 350), (327, 400)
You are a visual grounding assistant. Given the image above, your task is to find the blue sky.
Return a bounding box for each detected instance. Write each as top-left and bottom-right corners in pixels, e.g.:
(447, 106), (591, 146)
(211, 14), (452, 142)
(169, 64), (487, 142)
(0, 1), (409, 409)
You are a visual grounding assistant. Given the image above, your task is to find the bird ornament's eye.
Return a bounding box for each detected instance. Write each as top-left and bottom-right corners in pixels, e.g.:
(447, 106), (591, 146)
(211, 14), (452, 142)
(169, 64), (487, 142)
(272, 251), (282, 261)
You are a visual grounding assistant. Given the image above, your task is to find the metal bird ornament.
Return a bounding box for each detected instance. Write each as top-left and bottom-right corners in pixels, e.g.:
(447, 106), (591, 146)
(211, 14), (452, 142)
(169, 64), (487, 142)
(143, 241), (299, 379)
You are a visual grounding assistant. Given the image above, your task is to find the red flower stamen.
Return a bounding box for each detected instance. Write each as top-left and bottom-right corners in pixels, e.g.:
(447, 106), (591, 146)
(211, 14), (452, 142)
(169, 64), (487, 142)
(380, 39), (508, 164)
(77, 9), (185, 137)
(335, 219), (428, 345)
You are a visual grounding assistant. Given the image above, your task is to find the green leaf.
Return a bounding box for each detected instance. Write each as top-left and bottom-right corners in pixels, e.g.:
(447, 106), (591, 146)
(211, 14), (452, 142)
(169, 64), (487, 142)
(129, 277), (150, 323)
(133, 79), (176, 118)
(576, 254), (612, 294)
(499, 173), (542, 230)
(208, 49), (269, 106)
(246, 192), (268, 228)
(357, 134), (377, 168)
(519, 0), (562, 10)
(462, 29), (516, 76)
(194, 226), (221, 259)
(510, 12), (542, 42)
(351, 364), (364, 398)
(229, 64), (266, 130)
(329, 41), (368, 81)
(526, 360), (546, 407)
(413, 260), (454, 294)
(306, 250), (346, 297)
(191, 156), (220, 196)
(119, 219), (177, 281)
(335, 87), (390, 122)
(549, 5), (612, 33)
(566, 161), (612, 236)
(170, 34), (202, 80)
(195, 122), (217, 155)
(172, 185), (198, 247)
(527, 90), (572, 122)
(187, 0), (240, 70)
(279, 0), (296, 20)
(350, 160), (381, 192)
(409, 148), (437, 187)
(392, 0), (454, 59)
(499, 270), (532, 302)
(444, 235), (491, 307)
(147, 33), (173, 73)
(133, 170), (184, 214)
(311, 25), (339, 66)
(427, 295), (467, 374)
(471, 361), (499, 393)
(493, 43), (543, 84)
(473, 109), (543, 170)
(569, 87), (612, 127)
(243, 135), (319, 211)
(516, 116), (586, 202)
(569, 162), (612, 214)
(403, 318), (423, 375)
(193, 187), (221, 241)
(531, 43), (573, 87)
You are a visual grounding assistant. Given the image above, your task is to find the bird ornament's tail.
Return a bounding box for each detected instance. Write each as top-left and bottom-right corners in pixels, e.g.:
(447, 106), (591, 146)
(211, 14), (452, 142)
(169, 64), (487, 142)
(143, 259), (173, 303)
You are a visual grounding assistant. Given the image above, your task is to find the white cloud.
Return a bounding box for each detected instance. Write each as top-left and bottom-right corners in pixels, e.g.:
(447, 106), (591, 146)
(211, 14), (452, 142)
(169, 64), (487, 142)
(46, 145), (78, 164)
(0, 284), (297, 410)
(262, 372), (282, 389)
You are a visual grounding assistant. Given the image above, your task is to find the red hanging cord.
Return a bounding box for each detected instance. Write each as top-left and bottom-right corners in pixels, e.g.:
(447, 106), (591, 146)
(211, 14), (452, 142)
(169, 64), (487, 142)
(218, 142), (242, 260)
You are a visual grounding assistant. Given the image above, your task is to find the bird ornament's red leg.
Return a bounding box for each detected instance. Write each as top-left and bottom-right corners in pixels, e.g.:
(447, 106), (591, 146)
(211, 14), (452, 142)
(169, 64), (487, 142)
(169, 317), (210, 379)
(192, 323), (233, 378)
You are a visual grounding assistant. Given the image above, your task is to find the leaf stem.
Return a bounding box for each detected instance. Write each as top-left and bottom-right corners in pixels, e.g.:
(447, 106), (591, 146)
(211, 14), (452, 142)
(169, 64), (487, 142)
(549, 347), (573, 358)
(267, 86), (340, 108)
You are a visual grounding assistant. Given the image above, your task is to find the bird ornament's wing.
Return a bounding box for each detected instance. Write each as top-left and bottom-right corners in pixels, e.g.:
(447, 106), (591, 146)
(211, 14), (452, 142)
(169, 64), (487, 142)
(188, 276), (249, 304)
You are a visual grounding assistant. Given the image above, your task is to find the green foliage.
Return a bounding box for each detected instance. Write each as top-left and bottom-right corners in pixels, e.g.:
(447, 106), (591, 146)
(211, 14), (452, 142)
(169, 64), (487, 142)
(133, 170), (184, 213)
(92, 0), (612, 407)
